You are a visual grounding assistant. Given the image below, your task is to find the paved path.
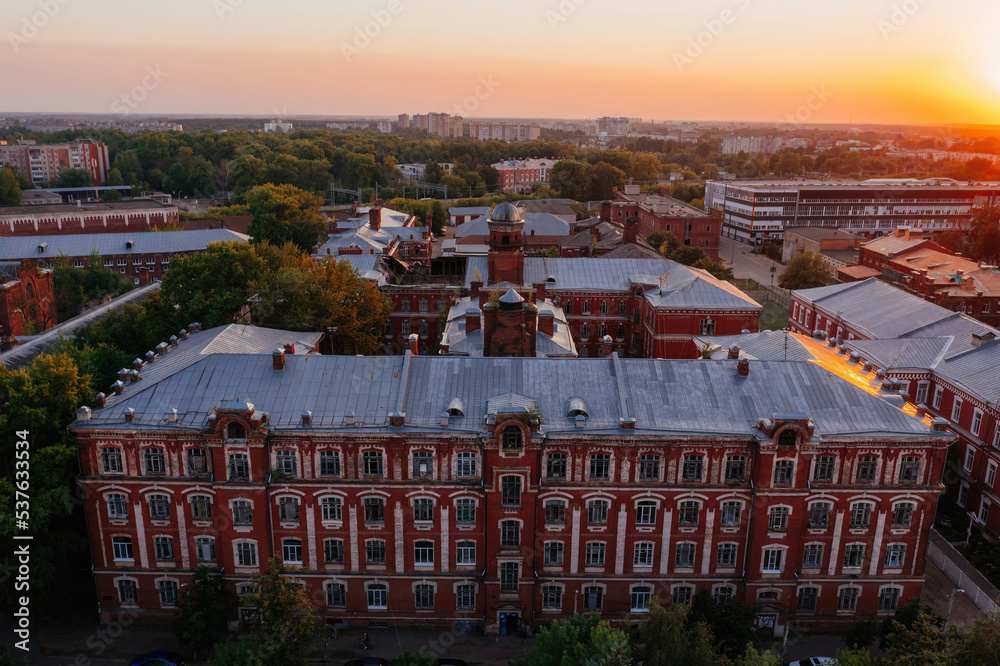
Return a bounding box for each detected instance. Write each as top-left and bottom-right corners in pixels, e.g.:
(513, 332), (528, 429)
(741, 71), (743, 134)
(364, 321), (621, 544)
(720, 235), (785, 287)
(0, 282), (160, 370)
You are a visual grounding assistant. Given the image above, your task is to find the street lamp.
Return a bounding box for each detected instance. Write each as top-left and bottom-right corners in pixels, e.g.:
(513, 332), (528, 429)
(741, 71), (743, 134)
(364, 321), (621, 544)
(945, 588), (965, 630)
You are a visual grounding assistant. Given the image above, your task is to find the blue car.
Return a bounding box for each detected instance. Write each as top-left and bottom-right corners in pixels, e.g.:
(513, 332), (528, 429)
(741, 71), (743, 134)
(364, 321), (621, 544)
(130, 652), (185, 666)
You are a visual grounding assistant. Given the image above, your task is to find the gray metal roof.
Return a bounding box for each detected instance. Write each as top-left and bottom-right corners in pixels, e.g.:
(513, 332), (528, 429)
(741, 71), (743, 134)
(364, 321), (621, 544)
(0, 199), (173, 217)
(936, 340), (1000, 405)
(0, 229), (249, 261)
(846, 337), (952, 371)
(454, 212), (568, 239)
(448, 207), (490, 216)
(75, 345), (945, 441)
(693, 331), (816, 361)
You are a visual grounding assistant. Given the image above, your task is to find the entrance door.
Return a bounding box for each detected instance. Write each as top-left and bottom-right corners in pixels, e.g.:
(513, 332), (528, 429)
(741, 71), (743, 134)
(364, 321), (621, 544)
(499, 612), (519, 635)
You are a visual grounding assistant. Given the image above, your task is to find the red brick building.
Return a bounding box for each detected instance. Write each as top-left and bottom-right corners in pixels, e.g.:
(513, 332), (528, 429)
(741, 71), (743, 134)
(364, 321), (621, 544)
(0, 261), (55, 346)
(609, 190), (721, 261)
(70, 326), (952, 635)
(0, 199), (180, 236)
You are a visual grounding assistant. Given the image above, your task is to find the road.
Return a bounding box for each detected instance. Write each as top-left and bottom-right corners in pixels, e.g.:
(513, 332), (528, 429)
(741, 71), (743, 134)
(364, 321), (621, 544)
(0, 282), (161, 371)
(719, 235), (786, 288)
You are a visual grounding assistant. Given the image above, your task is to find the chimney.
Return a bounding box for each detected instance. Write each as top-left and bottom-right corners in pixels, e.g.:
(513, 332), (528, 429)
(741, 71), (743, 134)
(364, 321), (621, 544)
(76, 406), (91, 421)
(128, 369), (139, 383)
(465, 308), (481, 334)
(301, 410), (312, 426)
(369, 206), (381, 231)
(601, 334), (613, 358)
(470, 281), (482, 302)
(167, 408), (178, 422)
(117, 368), (129, 382)
(156, 342), (169, 355)
(619, 417), (636, 429)
(284, 343), (295, 355)
(537, 311), (554, 337)
(145, 350), (155, 363)
(389, 411), (405, 427)
(600, 200), (612, 222)
(178, 329), (189, 340)
(169, 335), (178, 347)
(972, 331), (997, 347)
(124, 407), (135, 422)
(931, 417), (950, 432)
(375, 198), (384, 208)
(351, 200), (359, 216)
(272, 347), (285, 370)
(112, 380), (124, 395)
(727, 345), (740, 359)
(189, 322), (201, 333)
(95, 392), (106, 408)
(533, 282), (546, 301)
(408, 333), (419, 355)
(623, 217), (637, 245)
(737, 358), (750, 377)
(424, 209), (433, 237)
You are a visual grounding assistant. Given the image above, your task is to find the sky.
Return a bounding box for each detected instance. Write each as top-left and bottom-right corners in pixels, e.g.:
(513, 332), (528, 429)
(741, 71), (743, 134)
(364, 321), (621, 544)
(2, 0), (1000, 125)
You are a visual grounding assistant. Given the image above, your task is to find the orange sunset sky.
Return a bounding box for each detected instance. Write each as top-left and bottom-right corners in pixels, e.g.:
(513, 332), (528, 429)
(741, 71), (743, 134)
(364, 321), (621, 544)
(2, 0), (1000, 125)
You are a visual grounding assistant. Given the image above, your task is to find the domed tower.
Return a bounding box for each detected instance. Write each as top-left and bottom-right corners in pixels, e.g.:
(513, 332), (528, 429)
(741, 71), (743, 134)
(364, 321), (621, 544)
(487, 201), (524, 285)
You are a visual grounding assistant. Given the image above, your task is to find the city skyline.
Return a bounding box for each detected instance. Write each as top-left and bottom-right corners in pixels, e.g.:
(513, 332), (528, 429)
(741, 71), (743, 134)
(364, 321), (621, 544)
(2, 0), (1000, 125)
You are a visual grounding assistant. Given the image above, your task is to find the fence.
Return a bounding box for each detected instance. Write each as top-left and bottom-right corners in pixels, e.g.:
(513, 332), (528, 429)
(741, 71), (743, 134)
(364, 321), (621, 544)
(742, 285), (792, 310)
(927, 528), (1000, 612)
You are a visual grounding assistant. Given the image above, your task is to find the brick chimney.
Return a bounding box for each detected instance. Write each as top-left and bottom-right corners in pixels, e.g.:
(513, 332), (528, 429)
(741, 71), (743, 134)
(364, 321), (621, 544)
(95, 392), (106, 408)
(408, 333), (419, 355)
(389, 411), (405, 427)
(727, 345), (740, 359)
(351, 200), (359, 216)
(465, 308), (481, 334)
(470, 281), (482, 303)
(600, 200), (612, 222)
(537, 310), (554, 337)
(375, 198), (384, 208)
(369, 206), (381, 231)
(424, 210), (433, 238)
(601, 334), (613, 357)
(284, 343), (295, 355)
(623, 217), (637, 245)
(737, 357), (750, 377)
(272, 347), (285, 370)
(112, 380), (124, 395)
(533, 282), (546, 301)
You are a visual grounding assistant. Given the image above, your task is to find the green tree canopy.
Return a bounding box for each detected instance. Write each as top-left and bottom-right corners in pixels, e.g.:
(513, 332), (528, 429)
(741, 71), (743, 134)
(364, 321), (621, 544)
(777, 250), (830, 290)
(0, 167), (22, 205)
(246, 183), (328, 252)
(512, 614), (635, 666)
(242, 555), (320, 666)
(174, 567), (232, 658)
(57, 167), (94, 188)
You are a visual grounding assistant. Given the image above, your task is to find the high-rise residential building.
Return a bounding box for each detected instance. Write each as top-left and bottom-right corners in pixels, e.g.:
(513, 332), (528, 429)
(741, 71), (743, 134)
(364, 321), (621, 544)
(721, 135), (783, 155)
(467, 122), (541, 142)
(397, 113), (411, 130)
(408, 113), (463, 138)
(705, 178), (1000, 244)
(0, 138), (110, 187)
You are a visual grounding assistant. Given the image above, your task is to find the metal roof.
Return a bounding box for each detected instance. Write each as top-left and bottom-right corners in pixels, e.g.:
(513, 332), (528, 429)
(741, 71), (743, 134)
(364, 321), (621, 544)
(0, 229), (248, 261)
(454, 212), (568, 239)
(0, 199), (173, 217)
(693, 331), (816, 362)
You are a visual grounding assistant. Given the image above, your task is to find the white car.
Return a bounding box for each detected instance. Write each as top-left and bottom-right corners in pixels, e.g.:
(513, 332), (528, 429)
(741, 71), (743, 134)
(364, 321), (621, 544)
(789, 658), (834, 666)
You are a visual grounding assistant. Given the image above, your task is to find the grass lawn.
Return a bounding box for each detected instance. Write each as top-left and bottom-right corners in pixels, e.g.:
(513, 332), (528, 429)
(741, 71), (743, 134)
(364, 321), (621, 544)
(760, 301), (789, 331)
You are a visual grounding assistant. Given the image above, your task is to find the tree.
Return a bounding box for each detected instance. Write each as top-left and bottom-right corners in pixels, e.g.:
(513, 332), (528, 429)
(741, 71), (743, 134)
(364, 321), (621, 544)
(777, 251), (830, 290)
(831, 647), (881, 666)
(101, 189), (122, 202)
(645, 231), (681, 256)
(635, 600), (725, 666)
(209, 638), (256, 666)
(512, 614), (634, 666)
(57, 167), (95, 188)
(159, 240), (270, 328)
(687, 589), (758, 659)
(174, 567), (232, 658)
(964, 205), (1000, 264)
(955, 609), (1000, 666)
(254, 259), (393, 354)
(550, 160), (595, 201)
(693, 258), (734, 281)
(242, 556), (320, 666)
(0, 167), (22, 205)
(246, 183), (327, 252)
(670, 245), (709, 266)
(882, 613), (962, 666)
(589, 162), (626, 200)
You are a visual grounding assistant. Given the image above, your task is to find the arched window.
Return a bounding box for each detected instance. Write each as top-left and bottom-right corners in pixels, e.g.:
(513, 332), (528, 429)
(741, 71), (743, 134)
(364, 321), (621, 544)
(777, 430), (797, 447)
(502, 426), (522, 451)
(226, 422), (246, 440)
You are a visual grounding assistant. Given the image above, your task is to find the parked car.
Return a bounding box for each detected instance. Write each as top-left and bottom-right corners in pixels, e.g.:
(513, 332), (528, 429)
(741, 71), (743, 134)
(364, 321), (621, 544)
(343, 659), (390, 666)
(789, 658), (834, 666)
(130, 652), (185, 666)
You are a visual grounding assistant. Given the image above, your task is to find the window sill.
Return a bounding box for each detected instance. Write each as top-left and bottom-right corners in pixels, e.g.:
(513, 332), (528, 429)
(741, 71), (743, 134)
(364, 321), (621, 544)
(109, 519), (128, 526)
(323, 563), (345, 570)
(365, 522), (385, 530)
(414, 563), (434, 568)
(192, 520), (213, 528)
(279, 522), (300, 529)
(366, 564), (387, 571)
(678, 526), (698, 533)
(456, 523), (477, 530)
(151, 519), (170, 526)
(234, 525), (253, 533)
(113, 558), (135, 564)
(584, 566), (606, 573)
(587, 525), (607, 532)
(414, 522), (435, 531)
(544, 524), (566, 531)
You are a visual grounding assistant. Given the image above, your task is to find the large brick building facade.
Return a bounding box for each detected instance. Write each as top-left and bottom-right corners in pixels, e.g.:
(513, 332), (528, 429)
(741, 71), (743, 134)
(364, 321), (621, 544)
(70, 326), (952, 635)
(0, 261), (55, 346)
(0, 200), (179, 237)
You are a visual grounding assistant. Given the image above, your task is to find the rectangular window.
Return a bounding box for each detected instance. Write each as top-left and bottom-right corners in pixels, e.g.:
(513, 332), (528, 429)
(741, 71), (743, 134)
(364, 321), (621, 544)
(545, 500), (566, 526)
(158, 580), (178, 605)
(768, 506), (789, 532)
(762, 548), (783, 573)
(544, 541), (564, 565)
(187, 448), (207, 474)
(892, 502), (914, 527)
(282, 539), (302, 564)
(899, 456), (920, 482)
(456, 452), (477, 478)
(583, 586), (603, 610)
(456, 499), (476, 524)
(327, 583), (346, 608)
(980, 500), (991, 524)
(278, 497), (299, 523)
(324, 538), (344, 563)
(716, 543), (737, 567)
(236, 541), (257, 566)
(320, 451), (341, 476)
(631, 586), (652, 612)
(107, 494), (128, 520)
(588, 500), (609, 524)
(456, 541), (476, 565)
(500, 520), (520, 547)
(803, 544), (824, 568)
(414, 541), (434, 565)
(678, 500), (699, 526)
(321, 497), (342, 522)
(721, 501), (742, 526)
(118, 579), (138, 605)
(915, 382), (929, 405)
(933, 386), (943, 409)
(973, 410), (984, 437)
(672, 586), (693, 605)
(154, 536), (174, 560)
(638, 454), (660, 480)
(674, 542), (695, 567)
(850, 503), (872, 529)
(988, 462), (997, 487)
(413, 498), (434, 522)
(773, 460), (794, 485)
(366, 540), (386, 564)
(149, 494), (169, 519)
(589, 453), (610, 480)
(634, 542), (655, 566)
(195, 537), (216, 562)
(843, 544), (865, 568)
(415, 584), (434, 609)
(456, 584), (476, 611)
(191, 496), (212, 520)
(501, 476), (521, 506)
(144, 448), (165, 475)
(500, 562), (519, 592)
(586, 542), (606, 566)
(879, 588), (900, 612)
(542, 586), (563, 610)
(636, 501), (657, 525)
(228, 453), (249, 481)
(837, 587), (858, 610)
(412, 451), (433, 478)
(368, 584), (387, 609)
(798, 587), (819, 611)
(809, 502), (831, 528)
(546, 453), (567, 479)
(856, 456), (877, 483)
(884, 544), (906, 567)
(364, 498), (384, 523)
(813, 455), (835, 482)
(682, 455), (703, 481)
(363, 451), (383, 477)
(964, 447), (976, 472)
(952, 397), (963, 422)
(725, 455), (746, 481)
(102, 447), (123, 474)
(275, 450), (296, 476)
